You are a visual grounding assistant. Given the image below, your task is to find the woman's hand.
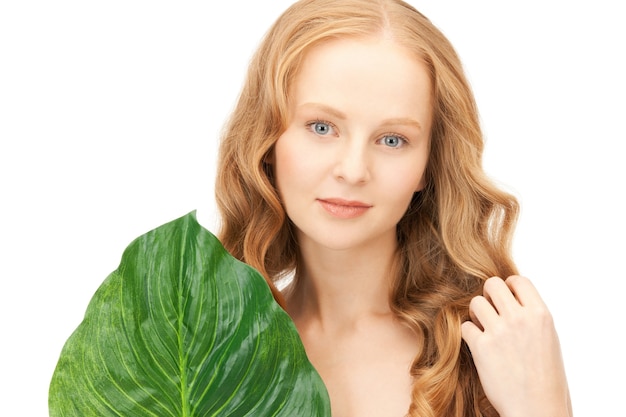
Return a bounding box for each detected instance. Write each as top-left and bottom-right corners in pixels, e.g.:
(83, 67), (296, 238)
(461, 275), (572, 417)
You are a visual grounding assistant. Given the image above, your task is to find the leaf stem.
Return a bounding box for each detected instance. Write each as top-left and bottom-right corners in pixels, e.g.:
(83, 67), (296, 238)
(178, 225), (190, 416)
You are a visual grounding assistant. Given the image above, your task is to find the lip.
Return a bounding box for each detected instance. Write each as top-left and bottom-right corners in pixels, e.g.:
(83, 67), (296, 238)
(317, 198), (372, 219)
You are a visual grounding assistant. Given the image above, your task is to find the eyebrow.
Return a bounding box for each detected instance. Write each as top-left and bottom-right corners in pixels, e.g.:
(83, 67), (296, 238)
(299, 103), (347, 120)
(298, 102), (422, 130)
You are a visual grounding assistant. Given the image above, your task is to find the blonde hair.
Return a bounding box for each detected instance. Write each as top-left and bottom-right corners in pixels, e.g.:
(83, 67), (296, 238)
(215, 0), (518, 415)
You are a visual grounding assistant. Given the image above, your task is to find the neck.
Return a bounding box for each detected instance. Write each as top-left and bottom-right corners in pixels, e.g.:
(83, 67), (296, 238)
(285, 233), (399, 330)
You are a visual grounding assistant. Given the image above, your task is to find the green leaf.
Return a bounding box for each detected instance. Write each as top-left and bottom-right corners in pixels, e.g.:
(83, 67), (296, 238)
(49, 211), (330, 416)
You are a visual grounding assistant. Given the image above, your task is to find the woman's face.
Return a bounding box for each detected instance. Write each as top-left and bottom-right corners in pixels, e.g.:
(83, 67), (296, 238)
(273, 36), (432, 252)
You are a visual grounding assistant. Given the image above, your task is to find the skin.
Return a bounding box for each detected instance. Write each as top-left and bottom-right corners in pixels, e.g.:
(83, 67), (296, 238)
(462, 276), (573, 417)
(274, 35), (431, 417)
(272, 35), (572, 417)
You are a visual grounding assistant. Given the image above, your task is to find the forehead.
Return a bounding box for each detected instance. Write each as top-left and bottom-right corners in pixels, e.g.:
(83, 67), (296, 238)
(289, 36), (433, 123)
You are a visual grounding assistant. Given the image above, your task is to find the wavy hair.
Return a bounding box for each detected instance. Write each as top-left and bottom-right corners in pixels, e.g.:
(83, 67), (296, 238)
(215, 0), (519, 415)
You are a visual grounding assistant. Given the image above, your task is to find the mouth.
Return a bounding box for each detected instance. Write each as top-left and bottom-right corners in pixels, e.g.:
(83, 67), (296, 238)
(317, 198), (372, 219)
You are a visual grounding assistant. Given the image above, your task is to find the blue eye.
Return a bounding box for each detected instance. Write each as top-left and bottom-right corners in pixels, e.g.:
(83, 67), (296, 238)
(314, 122), (330, 135)
(381, 135), (405, 148)
(308, 121), (335, 136)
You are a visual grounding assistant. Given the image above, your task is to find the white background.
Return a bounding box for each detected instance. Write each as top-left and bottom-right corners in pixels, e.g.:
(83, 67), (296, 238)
(1, 1), (624, 415)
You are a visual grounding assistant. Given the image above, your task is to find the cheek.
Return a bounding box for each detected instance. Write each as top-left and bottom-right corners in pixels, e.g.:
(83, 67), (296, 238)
(389, 172), (425, 221)
(414, 171), (426, 192)
(378, 160), (427, 201)
(273, 134), (313, 196)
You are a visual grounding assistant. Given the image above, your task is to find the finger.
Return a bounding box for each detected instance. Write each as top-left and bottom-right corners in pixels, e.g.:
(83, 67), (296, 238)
(504, 275), (545, 308)
(483, 276), (519, 315)
(468, 295), (499, 331)
(461, 320), (483, 348)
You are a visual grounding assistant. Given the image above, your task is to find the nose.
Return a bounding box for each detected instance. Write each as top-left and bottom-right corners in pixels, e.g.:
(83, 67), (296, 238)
(332, 138), (371, 184)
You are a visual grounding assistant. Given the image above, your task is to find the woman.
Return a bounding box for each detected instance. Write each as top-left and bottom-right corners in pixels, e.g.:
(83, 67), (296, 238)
(215, 0), (571, 416)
